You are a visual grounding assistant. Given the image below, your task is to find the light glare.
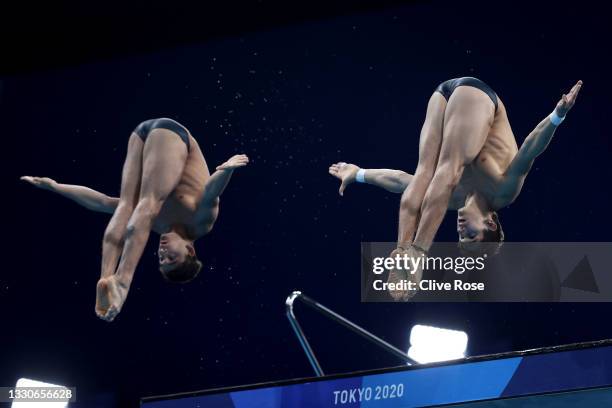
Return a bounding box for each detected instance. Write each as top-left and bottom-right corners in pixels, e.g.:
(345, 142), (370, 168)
(408, 324), (468, 364)
(11, 378), (68, 408)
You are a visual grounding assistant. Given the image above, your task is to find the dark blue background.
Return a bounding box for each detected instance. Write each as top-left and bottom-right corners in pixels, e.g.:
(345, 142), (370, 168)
(1, 1), (611, 406)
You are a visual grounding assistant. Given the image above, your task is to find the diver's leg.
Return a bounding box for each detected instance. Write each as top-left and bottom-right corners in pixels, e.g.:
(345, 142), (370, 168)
(413, 86), (495, 249)
(98, 128), (188, 322)
(387, 92), (446, 300)
(397, 92), (447, 246)
(96, 132), (143, 319)
(388, 87), (494, 301)
(113, 129), (188, 289)
(100, 133), (143, 279)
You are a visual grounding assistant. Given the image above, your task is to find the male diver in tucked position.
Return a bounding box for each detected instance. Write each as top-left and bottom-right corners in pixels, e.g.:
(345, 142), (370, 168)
(22, 118), (249, 320)
(330, 78), (582, 300)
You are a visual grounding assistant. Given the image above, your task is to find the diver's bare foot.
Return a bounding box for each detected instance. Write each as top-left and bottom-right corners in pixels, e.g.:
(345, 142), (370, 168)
(95, 276), (128, 322)
(387, 246), (424, 302)
(328, 162), (360, 196)
(387, 248), (410, 301)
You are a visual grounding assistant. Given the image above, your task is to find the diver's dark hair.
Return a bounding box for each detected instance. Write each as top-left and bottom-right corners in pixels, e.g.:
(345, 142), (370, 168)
(481, 211), (504, 243)
(161, 254), (202, 284)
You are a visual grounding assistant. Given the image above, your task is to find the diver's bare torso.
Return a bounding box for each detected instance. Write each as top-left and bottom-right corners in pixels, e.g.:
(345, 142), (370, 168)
(152, 135), (219, 238)
(449, 98), (520, 210)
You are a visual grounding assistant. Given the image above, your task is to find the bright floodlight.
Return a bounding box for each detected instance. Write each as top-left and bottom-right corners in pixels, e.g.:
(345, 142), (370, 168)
(408, 325), (468, 364)
(11, 378), (68, 408)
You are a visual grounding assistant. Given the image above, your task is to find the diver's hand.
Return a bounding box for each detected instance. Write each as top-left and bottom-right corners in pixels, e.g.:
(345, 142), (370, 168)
(328, 162), (360, 196)
(554, 80), (582, 117)
(20, 176), (57, 191)
(95, 275), (128, 322)
(216, 154), (249, 171)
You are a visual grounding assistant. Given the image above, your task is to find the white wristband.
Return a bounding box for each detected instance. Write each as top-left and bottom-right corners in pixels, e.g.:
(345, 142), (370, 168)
(356, 168), (366, 183)
(549, 110), (565, 126)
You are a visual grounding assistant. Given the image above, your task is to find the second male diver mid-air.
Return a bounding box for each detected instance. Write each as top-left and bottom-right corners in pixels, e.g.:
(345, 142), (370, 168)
(330, 78), (582, 300)
(23, 118), (249, 321)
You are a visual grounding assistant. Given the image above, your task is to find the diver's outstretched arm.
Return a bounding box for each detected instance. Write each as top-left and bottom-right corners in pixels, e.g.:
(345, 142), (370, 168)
(200, 154), (250, 205)
(21, 176), (118, 214)
(328, 162), (413, 195)
(495, 80), (583, 207)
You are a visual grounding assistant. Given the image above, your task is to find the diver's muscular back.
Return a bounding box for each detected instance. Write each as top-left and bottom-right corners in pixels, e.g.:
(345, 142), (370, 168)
(451, 98), (520, 209)
(153, 135), (218, 238)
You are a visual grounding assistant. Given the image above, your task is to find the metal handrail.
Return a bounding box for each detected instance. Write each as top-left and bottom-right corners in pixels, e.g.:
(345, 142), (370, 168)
(285, 291), (416, 376)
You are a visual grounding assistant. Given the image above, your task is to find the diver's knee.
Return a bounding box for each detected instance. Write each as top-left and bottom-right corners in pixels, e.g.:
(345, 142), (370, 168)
(103, 228), (125, 246)
(400, 193), (420, 216)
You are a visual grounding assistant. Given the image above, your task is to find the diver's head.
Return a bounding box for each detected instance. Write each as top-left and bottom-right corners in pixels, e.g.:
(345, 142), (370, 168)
(456, 195), (504, 244)
(158, 232), (202, 283)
